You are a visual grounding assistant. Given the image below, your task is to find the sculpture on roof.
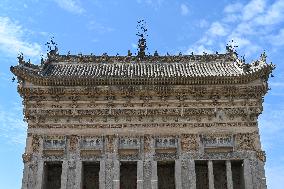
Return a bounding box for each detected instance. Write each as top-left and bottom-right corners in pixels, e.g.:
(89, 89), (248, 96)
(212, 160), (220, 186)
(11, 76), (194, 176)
(45, 37), (58, 57)
(136, 20), (148, 59)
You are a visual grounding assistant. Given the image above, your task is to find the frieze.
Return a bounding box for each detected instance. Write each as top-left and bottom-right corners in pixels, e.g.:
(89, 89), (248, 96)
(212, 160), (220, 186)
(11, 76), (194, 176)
(80, 136), (103, 150)
(201, 135), (234, 149)
(43, 136), (66, 149)
(18, 85), (267, 100)
(28, 122), (257, 129)
(25, 107), (262, 118)
(119, 137), (140, 149)
(155, 137), (177, 149)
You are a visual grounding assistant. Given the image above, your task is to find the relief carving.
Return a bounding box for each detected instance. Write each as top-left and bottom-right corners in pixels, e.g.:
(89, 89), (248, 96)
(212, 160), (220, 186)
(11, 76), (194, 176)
(181, 134), (198, 151)
(235, 132), (257, 151)
(32, 135), (40, 153)
(69, 135), (78, 152)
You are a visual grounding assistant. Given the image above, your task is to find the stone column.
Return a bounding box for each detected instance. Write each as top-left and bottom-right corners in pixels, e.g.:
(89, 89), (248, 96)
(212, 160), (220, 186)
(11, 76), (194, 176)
(151, 161), (158, 189)
(113, 160), (120, 189)
(99, 160), (106, 189)
(175, 159), (182, 189)
(105, 160), (113, 189)
(74, 161), (82, 189)
(226, 160), (233, 189)
(137, 160), (144, 189)
(208, 160), (214, 189)
(244, 159), (253, 189)
(35, 160), (44, 189)
(61, 160), (68, 189)
(189, 160), (196, 189)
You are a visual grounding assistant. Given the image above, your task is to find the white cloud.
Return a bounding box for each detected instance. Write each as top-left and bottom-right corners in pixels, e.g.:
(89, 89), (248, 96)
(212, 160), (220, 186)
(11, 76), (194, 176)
(136, 0), (164, 9)
(180, 4), (189, 16)
(254, 0), (284, 26)
(0, 17), (42, 57)
(208, 22), (227, 36)
(269, 29), (284, 46)
(242, 0), (265, 21)
(0, 103), (27, 145)
(186, 0), (284, 56)
(224, 2), (243, 13)
(53, 0), (85, 14)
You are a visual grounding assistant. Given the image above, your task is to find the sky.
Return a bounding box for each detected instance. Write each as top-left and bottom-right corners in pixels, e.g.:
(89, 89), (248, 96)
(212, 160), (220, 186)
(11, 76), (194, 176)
(0, 0), (283, 188)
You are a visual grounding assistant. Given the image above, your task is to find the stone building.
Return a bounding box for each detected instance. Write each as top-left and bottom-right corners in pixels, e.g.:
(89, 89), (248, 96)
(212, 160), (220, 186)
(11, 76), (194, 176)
(11, 42), (274, 189)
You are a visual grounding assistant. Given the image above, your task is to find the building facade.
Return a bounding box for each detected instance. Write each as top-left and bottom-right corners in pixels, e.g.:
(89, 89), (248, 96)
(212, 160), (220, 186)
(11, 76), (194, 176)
(11, 45), (274, 189)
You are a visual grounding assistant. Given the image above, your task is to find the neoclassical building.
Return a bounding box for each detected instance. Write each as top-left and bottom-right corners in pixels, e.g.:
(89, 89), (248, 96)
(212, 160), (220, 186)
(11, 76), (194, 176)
(11, 41), (274, 189)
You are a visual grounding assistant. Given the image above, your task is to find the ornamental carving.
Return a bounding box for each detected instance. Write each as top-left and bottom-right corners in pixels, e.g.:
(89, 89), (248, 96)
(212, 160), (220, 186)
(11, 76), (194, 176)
(43, 136), (66, 149)
(32, 135), (40, 153)
(69, 135), (78, 152)
(22, 153), (32, 163)
(119, 137), (140, 149)
(201, 135), (234, 148)
(181, 134), (198, 151)
(144, 135), (152, 153)
(235, 132), (257, 151)
(256, 150), (266, 162)
(106, 135), (115, 153)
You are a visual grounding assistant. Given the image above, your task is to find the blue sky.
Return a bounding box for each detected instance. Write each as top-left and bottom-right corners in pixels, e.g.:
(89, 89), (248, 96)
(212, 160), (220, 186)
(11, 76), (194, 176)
(0, 0), (283, 188)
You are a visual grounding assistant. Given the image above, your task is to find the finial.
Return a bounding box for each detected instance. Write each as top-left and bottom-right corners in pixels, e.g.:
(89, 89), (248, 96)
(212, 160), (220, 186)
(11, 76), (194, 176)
(260, 50), (267, 62)
(136, 20), (148, 59)
(226, 40), (238, 54)
(154, 50), (159, 56)
(17, 52), (24, 65)
(45, 37), (58, 56)
(127, 50), (132, 56)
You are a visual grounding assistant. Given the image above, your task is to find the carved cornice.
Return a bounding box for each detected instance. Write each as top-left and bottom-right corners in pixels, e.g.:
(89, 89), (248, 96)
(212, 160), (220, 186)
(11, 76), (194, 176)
(28, 122), (257, 129)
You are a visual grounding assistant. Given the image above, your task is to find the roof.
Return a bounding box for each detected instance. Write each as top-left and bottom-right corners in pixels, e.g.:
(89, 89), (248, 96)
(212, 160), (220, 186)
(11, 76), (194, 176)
(10, 51), (275, 86)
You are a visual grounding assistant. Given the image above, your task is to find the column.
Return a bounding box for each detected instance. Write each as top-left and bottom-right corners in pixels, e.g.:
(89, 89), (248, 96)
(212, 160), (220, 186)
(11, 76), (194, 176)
(137, 160), (144, 189)
(61, 160), (68, 189)
(151, 161), (158, 189)
(113, 160), (120, 189)
(208, 160), (214, 189)
(244, 159), (253, 189)
(35, 160), (44, 189)
(105, 160), (113, 189)
(175, 159), (182, 189)
(74, 161), (82, 189)
(226, 160), (233, 189)
(99, 160), (106, 189)
(189, 160), (196, 189)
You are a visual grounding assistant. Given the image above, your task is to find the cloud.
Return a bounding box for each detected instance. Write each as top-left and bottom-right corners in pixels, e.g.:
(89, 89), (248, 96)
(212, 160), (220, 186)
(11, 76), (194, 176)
(224, 2), (243, 13)
(53, 0), (85, 14)
(0, 103), (27, 145)
(136, 0), (164, 9)
(242, 0), (265, 21)
(180, 4), (189, 16)
(208, 22), (227, 36)
(269, 29), (284, 46)
(186, 0), (284, 57)
(0, 17), (42, 57)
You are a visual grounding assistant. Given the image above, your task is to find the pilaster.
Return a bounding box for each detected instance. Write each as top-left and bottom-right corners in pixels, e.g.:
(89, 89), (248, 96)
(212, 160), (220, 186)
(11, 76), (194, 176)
(113, 160), (120, 189)
(74, 161), (82, 189)
(175, 159), (182, 189)
(244, 159), (253, 189)
(61, 160), (68, 189)
(151, 161), (158, 189)
(99, 160), (106, 189)
(208, 160), (214, 189)
(226, 160), (233, 189)
(137, 160), (144, 189)
(189, 160), (196, 189)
